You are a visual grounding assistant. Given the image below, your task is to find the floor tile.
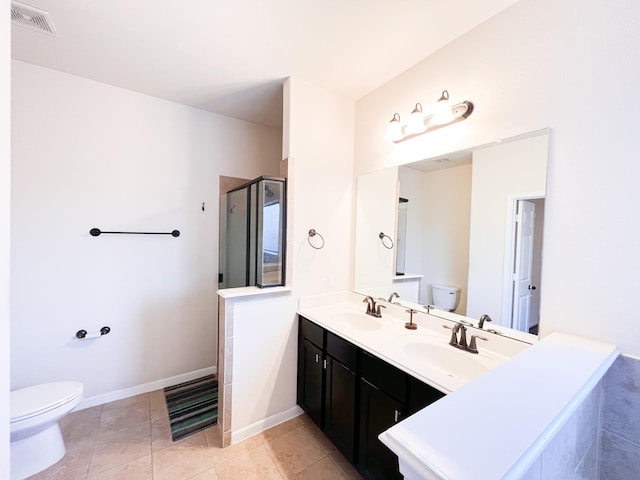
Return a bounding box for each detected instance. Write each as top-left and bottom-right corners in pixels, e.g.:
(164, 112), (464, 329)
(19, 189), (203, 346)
(265, 425), (326, 478)
(29, 435), (95, 480)
(88, 422), (151, 475)
(152, 439), (218, 480)
(329, 451), (362, 480)
(189, 468), (220, 479)
(215, 444), (283, 480)
(294, 456), (347, 480)
(99, 396), (150, 430)
(29, 389), (363, 480)
(149, 389), (169, 421)
(86, 455), (152, 480)
(257, 416), (303, 443)
(61, 405), (103, 440)
(301, 421), (338, 455)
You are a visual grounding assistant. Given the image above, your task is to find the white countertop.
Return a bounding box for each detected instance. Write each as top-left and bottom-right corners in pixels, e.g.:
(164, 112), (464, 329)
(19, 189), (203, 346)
(379, 332), (618, 480)
(298, 296), (531, 394)
(217, 285), (292, 299)
(298, 292), (618, 480)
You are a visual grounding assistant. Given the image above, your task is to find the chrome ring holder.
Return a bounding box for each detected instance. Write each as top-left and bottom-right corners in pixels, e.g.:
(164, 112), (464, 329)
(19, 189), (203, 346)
(308, 229), (325, 250)
(379, 232), (394, 249)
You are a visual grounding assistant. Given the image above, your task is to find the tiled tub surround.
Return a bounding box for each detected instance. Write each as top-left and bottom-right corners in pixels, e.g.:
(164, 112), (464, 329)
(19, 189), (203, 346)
(522, 353), (640, 480)
(521, 379), (603, 480)
(380, 333), (618, 480)
(600, 354), (640, 480)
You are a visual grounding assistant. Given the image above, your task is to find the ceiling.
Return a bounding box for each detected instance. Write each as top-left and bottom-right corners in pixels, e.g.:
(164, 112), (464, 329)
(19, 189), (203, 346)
(11, 0), (520, 129)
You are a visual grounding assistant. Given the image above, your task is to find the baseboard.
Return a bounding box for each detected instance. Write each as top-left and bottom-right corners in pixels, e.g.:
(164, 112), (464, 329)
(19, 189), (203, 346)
(76, 366), (217, 410)
(230, 405), (304, 445)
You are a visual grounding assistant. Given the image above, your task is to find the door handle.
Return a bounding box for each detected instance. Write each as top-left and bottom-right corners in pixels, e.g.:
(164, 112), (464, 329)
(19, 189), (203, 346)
(315, 353), (321, 363)
(394, 409), (401, 423)
(528, 285), (537, 290)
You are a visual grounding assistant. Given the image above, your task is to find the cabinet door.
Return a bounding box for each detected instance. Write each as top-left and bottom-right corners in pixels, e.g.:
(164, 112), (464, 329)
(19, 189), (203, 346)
(358, 378), (404, 480)
(324, 355), (357, 462)
(408, 377), (446, 416)
(298, 339), (324, 426)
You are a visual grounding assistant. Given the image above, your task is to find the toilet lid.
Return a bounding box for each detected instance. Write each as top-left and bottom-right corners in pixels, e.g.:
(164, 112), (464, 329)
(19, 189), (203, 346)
(11, 381), (83, 422)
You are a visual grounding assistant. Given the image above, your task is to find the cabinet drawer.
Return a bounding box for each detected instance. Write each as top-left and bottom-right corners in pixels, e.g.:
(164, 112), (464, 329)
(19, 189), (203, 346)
(299, 316), (324, 348)
(326, 331), (358, 371)
(360, 350), (407, 404)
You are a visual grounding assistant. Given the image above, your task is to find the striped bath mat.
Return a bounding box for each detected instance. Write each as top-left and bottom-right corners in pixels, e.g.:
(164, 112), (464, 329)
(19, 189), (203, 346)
(164, 374), (218, 441)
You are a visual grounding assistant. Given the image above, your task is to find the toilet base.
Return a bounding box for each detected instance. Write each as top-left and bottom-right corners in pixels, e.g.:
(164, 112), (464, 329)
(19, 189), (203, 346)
(11, 423), (66, 480)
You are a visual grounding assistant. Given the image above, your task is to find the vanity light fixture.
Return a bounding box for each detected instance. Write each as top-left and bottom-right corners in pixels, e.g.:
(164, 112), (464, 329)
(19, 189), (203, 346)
(432, 90), (454, 125)
(384, 113), (403, 142)
(407, 103), (426, 134)
(385, 90), (474, 143)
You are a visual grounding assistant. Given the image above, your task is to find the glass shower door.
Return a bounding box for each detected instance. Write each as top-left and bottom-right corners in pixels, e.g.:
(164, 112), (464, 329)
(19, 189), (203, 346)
(257, 179), (285, 287)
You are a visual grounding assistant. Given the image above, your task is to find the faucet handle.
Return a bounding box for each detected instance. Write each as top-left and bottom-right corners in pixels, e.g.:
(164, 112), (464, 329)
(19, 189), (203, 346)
(375, 303), (386, 317)
(468, 335), (488, 354)
(448, 324), (459, 346)
(362, 296), (374, 314)
(457, 324), (468, 349)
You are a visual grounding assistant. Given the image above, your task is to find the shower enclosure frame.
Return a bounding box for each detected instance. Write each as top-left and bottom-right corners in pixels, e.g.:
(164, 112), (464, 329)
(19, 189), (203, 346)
(222, 176), (287, 289)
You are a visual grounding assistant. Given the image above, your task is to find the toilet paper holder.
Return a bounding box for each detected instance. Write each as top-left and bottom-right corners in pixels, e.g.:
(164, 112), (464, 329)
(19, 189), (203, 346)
(76, 326), (111, 339)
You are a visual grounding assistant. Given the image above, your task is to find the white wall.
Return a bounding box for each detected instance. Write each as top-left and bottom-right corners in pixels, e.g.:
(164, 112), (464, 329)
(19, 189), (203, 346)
(467, 135), (547, 324)
(354, 0), (640, 356)
(284, 77), (355, 298)
(230, 293), (299, 434)
(400, 165), (472, 310)
(1, 0), (11, 474)
(354, 168), (398, 296)
(10, 61), (282, 400)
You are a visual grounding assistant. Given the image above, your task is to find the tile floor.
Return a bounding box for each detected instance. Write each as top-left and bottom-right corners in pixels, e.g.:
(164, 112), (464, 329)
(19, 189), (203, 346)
(30, 389), (363, 480)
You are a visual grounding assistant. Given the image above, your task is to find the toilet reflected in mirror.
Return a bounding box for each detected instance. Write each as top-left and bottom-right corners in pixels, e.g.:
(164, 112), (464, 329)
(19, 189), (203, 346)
(431, 284), (461, 312)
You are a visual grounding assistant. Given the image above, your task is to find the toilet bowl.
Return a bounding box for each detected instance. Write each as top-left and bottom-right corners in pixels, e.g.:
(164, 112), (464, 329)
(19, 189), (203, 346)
(10, 381), (83, 480)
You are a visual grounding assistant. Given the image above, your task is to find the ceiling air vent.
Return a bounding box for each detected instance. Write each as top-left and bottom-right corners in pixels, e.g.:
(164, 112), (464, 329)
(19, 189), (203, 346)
(11, 1), (57, 36)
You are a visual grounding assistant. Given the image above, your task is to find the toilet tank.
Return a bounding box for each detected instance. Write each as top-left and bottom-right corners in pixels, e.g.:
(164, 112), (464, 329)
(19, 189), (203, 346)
(431, 284), (461, 312)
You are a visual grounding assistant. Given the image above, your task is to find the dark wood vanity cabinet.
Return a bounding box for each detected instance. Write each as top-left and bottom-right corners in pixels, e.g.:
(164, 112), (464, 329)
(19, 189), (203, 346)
(298, 338), (324, 425)
(297, 315), (445, 480)
(297, 317), (358, 462)
(359, 351), (407, 480)
(324, 332), (357, 461)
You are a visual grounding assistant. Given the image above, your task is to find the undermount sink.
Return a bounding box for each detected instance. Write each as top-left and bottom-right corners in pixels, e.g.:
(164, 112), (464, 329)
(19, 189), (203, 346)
(332, 311), (391, 331)
(391, 334), (505, 381)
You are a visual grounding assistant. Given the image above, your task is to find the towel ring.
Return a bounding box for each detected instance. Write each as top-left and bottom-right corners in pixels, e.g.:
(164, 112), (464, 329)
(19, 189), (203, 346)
(379, 232), (394, 249)
(308, 229), (325, 250)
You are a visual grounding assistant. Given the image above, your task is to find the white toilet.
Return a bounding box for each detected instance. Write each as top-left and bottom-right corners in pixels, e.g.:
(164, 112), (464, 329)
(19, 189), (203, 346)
(10, 381), (83, 480)
(431, 284), (461, 312)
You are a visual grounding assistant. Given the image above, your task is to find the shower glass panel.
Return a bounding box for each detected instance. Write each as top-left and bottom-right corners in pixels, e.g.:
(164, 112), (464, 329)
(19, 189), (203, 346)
(396, 198), (408, 275)
(225, 188), (249, 288)
(223, 176), (286, 288)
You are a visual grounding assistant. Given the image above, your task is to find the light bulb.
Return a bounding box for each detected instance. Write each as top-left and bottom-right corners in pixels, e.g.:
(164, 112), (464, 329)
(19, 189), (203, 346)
(432, 90), (454, 126)
(407, 103), (425, 134)
(385, 113), (403, 142)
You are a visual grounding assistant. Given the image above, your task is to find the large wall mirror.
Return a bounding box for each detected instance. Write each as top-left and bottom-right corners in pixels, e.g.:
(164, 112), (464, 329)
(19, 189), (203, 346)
(354, 129), (549, 339)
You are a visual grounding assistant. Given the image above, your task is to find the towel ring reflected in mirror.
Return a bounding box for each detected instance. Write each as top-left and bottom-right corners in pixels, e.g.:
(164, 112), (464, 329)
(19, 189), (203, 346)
(379, 232), (394, 249)
(308, 229), (325, 250)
